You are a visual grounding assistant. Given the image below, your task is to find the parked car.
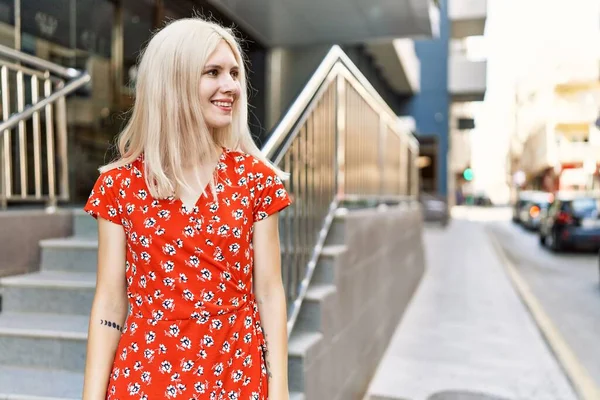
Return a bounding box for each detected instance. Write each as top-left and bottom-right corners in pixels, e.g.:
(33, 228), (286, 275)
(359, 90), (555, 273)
(520, 199), (551, 231)
(539, 193), (600, 252)
(513, 191), (553, 224)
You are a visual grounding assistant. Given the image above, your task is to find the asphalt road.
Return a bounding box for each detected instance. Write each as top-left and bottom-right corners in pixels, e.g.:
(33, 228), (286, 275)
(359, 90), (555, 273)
(482, 207), (600, 391)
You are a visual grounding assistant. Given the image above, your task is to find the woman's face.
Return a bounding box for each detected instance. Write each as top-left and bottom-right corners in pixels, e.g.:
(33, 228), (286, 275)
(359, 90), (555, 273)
(200, 41), (241, 130)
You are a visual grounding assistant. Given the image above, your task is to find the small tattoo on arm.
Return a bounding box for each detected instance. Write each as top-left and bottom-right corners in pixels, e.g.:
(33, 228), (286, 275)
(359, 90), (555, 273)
(100, 319), (122, 332)
(264, 333), (273, 380)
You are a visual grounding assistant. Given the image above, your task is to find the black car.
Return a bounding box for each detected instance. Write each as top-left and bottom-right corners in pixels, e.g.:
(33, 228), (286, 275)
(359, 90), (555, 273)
(513, 191), (553, 224)
(539, 194), (600, 252)
(520, 199), (551, 231)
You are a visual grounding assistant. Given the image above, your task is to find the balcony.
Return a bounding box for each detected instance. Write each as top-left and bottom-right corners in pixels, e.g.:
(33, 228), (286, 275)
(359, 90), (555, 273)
(449, 51), (487, 100)
(449, 0), (487, 39)
(366, 39), (420, 94)
(207, 0), (440, 46)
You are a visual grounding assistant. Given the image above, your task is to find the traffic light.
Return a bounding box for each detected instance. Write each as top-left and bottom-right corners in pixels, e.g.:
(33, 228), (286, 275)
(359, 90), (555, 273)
(463, 168), (474, 181)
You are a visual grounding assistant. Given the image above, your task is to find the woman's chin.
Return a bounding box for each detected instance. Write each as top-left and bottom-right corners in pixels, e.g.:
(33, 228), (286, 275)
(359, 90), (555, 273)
(206, 118), (233, 130)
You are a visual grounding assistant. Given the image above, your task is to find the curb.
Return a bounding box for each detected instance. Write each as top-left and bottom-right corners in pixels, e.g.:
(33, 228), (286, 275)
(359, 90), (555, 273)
(487, 227), (600, 400)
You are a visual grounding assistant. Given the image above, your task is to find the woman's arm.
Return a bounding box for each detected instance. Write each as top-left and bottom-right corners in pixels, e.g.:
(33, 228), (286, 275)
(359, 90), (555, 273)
(82, 217), (128, 400)
(253, 213), (289, 400)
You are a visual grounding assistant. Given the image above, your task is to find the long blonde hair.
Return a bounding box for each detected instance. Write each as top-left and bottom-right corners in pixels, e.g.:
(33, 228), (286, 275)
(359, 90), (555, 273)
(101, 17), (285, 199)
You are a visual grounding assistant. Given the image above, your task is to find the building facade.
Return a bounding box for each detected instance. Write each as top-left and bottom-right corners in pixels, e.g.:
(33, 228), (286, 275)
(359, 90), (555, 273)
(0, 0), (437, 205)
(405, 0), (487, 205)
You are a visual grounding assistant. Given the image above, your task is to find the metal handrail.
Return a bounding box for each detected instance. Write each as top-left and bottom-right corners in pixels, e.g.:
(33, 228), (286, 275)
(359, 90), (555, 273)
(0, 44), (81, 79)
(0, 45), (90, 208)
(263, 45), (419, 159)
(262, 45), (419, 335)
(0, 73), (90, 133)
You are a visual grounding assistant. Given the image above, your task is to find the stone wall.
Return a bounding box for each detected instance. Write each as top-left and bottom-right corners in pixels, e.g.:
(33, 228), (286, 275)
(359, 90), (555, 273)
(0, 210), (72, 277)
(299, 203), (426, 399)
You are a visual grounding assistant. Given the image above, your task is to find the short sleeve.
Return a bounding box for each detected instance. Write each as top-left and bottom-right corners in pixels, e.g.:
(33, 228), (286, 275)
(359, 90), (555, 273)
(251, 160), (292, 222)
(83, 170), (123, 225)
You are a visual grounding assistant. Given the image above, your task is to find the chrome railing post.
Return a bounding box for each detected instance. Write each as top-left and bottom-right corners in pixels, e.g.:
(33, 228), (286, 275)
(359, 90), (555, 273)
(378, 115), (386, 198)
(43, 77), (56, 203)
(16, 69), (27, 198)
(1, 66), (11, 206)
(31, 75), (42, 199)
(335, 74), (346, 200)
(56, 87), (69, 204)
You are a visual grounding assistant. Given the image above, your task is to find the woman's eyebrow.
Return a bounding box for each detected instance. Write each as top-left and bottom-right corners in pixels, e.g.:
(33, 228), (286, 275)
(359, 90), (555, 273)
(204, 64), (240, 70)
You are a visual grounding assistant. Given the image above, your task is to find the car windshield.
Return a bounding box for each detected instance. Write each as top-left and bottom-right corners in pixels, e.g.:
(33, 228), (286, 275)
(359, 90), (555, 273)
(570, 198), (599, 217)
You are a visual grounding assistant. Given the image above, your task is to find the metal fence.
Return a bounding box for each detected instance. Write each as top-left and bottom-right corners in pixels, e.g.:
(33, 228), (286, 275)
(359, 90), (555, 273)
(262, 46), (419, 334)
(0, 44), (90, 209)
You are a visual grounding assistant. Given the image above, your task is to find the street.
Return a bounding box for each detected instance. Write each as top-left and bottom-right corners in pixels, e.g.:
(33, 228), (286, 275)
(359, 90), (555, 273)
(474, 207), (600, 391)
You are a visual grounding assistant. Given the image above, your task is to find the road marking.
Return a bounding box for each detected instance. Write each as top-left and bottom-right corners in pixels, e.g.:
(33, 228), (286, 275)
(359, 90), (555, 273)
(487, 228), (600, 400)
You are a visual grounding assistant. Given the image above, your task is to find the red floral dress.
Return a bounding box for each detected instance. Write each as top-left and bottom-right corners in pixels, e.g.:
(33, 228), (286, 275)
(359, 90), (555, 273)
(84, 148), (291, 400)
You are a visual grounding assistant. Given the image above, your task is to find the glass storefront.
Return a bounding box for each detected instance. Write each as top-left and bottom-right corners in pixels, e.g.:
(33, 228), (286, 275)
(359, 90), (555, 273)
(0, 0), (267, 202)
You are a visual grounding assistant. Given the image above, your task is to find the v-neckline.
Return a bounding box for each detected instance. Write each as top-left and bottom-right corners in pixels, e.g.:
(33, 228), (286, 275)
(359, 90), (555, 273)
(175, 147), (226, 213)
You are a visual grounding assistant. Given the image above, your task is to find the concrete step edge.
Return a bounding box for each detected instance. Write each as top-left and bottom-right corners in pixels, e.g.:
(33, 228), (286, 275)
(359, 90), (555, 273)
(320, 245), (347, 257)
(0, 271), (96, 289)
(305, 283), (337, 301)
(0, 393), (78, 400)
(288, 331), (323, 357)
(0, 313), (88, 340)
(39, 238), (97, 249)
(0, 365), (83, 400)
(289, 392), (305, 400)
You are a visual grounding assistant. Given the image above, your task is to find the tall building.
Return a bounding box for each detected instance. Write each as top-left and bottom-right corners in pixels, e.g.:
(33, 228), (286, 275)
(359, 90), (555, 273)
(404, 0), (488, 206)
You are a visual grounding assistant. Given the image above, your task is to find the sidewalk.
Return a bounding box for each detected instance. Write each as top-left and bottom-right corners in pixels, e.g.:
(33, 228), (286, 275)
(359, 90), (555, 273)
(365, 214), (577, 400)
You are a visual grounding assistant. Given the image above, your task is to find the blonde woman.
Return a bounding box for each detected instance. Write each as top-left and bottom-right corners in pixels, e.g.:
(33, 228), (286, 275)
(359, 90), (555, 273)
(82, 18), (291, 400)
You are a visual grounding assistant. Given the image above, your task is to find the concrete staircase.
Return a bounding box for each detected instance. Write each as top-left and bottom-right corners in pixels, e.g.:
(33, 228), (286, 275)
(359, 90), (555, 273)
(0, 209), (345, 399)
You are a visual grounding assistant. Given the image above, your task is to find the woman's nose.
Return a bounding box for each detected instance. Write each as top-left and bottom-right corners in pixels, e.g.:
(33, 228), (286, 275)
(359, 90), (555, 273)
(221, 75), (238, 94)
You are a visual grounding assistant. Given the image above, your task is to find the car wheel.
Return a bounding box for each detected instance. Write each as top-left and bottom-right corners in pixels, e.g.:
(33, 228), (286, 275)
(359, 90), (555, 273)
(549, 230), (562, 252)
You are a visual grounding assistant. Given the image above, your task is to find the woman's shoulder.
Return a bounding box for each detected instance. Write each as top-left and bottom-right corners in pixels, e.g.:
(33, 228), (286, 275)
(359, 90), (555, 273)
(95, 155), (145, 187)
(223, 148), (269, 172)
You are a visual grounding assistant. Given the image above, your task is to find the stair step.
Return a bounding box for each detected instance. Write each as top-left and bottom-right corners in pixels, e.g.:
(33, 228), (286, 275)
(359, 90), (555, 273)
(305, 283), (337, 300)
(320, 245), (347, 257)
(40, 237), (98, 272)
(312, 246), (346, 285)
(288, 331), (323, 393)
(0, 312), (88, 371)
(1, 271), (96, 315)
(0, 365), (83, 400)
(296, 284), (337, 337)
(73, 208), (98, 238)
(288, 331), (323, 357)
(289, 392), (305, 400)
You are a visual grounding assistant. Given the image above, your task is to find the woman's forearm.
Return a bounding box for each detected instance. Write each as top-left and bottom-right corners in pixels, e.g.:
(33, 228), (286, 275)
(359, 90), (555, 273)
(256, 284), (289, 398)
(82, 295), (128, 400)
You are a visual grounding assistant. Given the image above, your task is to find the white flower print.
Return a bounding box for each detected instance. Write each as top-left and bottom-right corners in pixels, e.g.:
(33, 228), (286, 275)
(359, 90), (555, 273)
(194, 381), (207, 393)
(183, 289), (194, 301)
(163, 243), (176, 256)
(213, 363), (224, 376)
(127, 382), (141, 395)
(179, 336), (192, 350)
(145, 331), (156, 343)
(168, 324), (180, 337)
(182, 359), (194, 372)
(160, 361), (172, 374)
(203, 335), (214, 348)
(200, 268), (212, 280)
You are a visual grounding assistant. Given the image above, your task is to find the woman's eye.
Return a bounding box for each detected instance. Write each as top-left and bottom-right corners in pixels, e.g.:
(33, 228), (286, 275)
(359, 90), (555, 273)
(207, 69), (218, 77)
(231, 71), (239, 79)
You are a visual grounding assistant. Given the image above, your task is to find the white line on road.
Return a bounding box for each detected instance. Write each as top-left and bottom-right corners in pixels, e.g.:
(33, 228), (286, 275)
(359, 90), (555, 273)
(487, 228), (600, 400)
